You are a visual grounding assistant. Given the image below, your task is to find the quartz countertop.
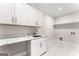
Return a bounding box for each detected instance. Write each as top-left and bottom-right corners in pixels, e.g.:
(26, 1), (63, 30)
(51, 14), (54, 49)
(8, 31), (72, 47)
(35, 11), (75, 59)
(0, 35), (47, 46)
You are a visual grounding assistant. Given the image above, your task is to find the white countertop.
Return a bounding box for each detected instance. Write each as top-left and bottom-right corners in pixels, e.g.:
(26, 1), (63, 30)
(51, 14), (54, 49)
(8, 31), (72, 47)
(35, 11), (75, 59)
(0, 36), (33, 46)
(0, 35), (47, 46)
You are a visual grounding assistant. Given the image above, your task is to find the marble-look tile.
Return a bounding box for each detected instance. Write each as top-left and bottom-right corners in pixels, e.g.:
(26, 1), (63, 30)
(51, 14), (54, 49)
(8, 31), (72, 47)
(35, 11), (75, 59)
(45, 40), (79, 56)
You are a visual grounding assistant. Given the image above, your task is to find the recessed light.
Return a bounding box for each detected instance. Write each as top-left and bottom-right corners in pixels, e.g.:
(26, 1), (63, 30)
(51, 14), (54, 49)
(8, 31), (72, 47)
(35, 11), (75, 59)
(58, 7), (62, 11)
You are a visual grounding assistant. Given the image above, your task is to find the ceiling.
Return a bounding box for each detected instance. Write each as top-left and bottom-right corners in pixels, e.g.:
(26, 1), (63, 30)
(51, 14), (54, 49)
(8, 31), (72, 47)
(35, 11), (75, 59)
(28, 3), (79, 18)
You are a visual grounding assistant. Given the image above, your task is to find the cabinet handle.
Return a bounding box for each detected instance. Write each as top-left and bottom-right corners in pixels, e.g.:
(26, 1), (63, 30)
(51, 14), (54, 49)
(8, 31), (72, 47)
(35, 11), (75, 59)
(12, 17), (14, 23)
(36, 21), (38, 25)
(15, 17), (17, 23)
(40, 43), (43, 48)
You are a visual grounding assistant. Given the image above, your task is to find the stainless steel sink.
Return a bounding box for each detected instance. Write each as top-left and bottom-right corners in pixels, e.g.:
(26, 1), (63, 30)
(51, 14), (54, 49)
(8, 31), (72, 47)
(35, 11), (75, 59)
(32, 35), (42, 37)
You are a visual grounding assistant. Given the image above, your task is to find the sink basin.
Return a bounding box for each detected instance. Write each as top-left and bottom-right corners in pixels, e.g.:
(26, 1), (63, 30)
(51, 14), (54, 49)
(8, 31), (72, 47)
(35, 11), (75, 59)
(32, 35), (42, 37)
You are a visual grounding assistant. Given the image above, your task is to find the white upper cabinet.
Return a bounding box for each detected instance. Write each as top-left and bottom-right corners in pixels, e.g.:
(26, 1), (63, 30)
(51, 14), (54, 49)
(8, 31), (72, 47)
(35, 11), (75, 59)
(15, 3), (39, 26)
(0, 3), (44, 26)
(31, 7), (44, 27)
(14, 4), (29, 25)
(27, 5), (37, 26)
(0, 3), (13, 24)
(37, 11), (44, 27)
(27, 4), (44, 27)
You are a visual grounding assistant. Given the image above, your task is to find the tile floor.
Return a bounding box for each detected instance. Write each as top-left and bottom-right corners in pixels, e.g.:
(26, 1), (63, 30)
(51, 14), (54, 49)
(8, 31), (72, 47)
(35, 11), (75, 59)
(45, 39), (79, 56)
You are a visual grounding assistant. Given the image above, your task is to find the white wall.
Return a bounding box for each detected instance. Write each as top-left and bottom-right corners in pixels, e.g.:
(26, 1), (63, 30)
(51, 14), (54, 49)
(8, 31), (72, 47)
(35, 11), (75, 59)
(54, 29), (79, 44)
(54, 12), (79, 44)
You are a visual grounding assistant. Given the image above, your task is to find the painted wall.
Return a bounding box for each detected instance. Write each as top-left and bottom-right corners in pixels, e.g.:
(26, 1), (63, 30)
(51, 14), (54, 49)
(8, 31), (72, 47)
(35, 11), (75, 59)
(54, 12), (79, 44)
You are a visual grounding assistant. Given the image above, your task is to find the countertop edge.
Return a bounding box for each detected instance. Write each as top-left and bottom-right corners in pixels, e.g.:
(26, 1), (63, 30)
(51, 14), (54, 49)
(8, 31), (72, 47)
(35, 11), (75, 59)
(0, 36), (48, 46)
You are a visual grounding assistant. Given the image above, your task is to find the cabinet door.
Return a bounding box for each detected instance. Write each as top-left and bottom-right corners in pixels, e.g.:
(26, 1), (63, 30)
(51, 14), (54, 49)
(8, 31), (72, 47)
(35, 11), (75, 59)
(31, 38), (47, 56)
(31, 8), (44, 27)
(15, 3), (29, 25)
(41, 38), (47, 53)
(28, 5), (37, 26)
(37, 11), (44, 27)
(31, 39), (41, 56)
(0, 3), (13, 24)
(27, 4), (44, 26)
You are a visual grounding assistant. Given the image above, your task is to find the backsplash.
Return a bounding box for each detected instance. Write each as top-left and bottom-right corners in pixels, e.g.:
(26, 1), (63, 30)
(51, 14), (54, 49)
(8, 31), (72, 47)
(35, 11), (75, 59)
(0, 25), (35, 39)
(0, 33), (29, 39)
(54, 22), (79, 44)
(54, 29), (79, 44)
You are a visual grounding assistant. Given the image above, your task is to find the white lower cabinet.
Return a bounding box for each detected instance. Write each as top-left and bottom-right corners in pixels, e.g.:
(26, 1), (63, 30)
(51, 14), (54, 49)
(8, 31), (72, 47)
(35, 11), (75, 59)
(31, 37), (47, 56)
